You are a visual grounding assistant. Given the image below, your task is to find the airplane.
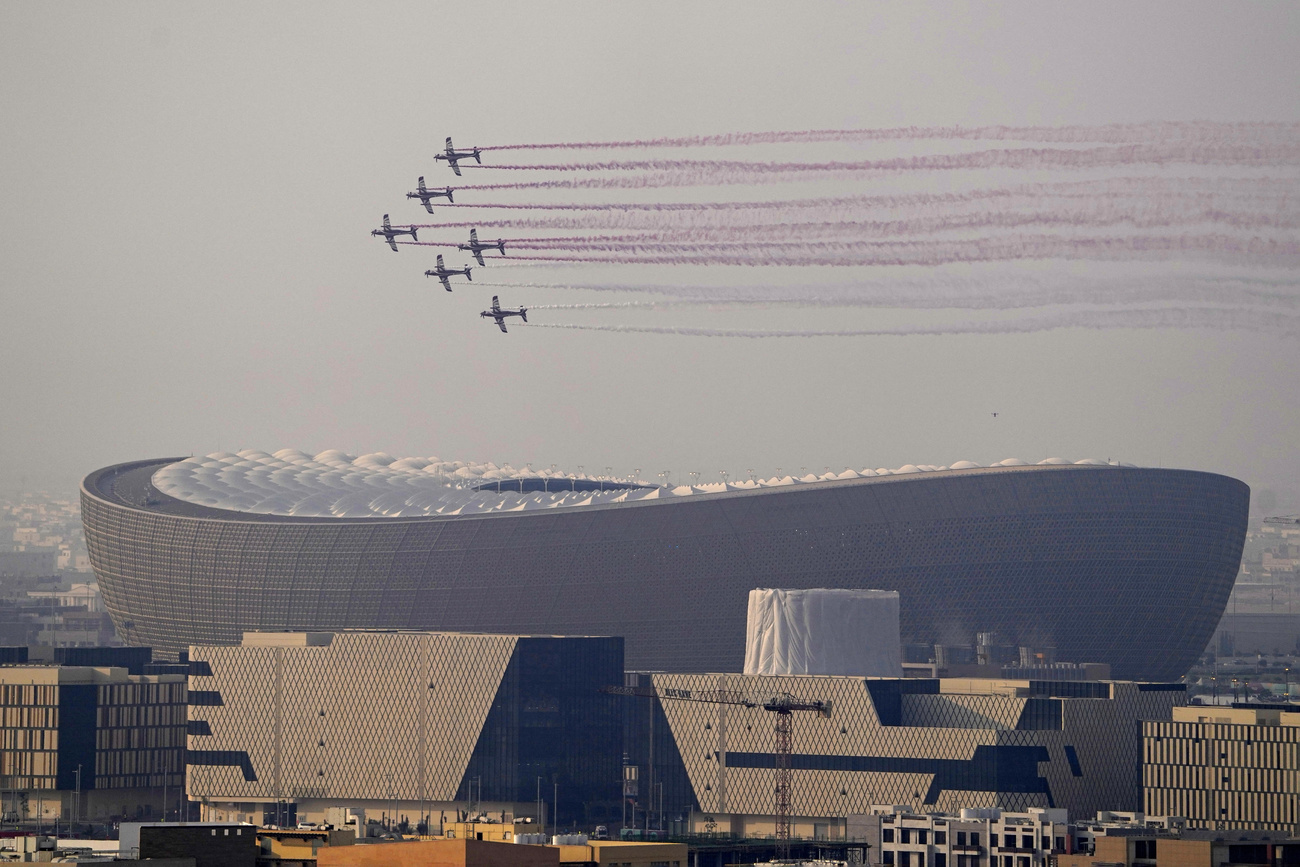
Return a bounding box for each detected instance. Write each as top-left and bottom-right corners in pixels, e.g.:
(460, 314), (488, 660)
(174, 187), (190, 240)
(480, 295), (527, 333)
(406, 177), (454, 214)
(434, 137), (481, 176)
(424, 255), (472, 292)
(371, 214), (417, 252)
(457, 228), (506, 266)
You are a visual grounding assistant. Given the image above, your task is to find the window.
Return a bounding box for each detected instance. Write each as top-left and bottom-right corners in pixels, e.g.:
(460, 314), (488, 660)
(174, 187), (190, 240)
(957, 832), (967, 847)
(935, 832), (947, 845)
(884, 829), (895, 843)
(970, 834), (980, 847)
(1005, 834), (1016, 849)
(1021, 836), (1033, 849)
(935, 855), (947, 867)
(1135, 840), (1157, 860)
(918, 831), (929, 845)
(883, 853), (895, 866)
(902, 830), (912, 844)
(1055, 838), (1064, 852)
(1041, 837), (1049, 850)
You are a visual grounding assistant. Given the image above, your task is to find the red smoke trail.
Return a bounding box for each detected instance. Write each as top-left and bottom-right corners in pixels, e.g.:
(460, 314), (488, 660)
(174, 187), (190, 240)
(466, 144), (1300, 173)
(481, 122), (1300, 151)
(500, 234), (1300, 268)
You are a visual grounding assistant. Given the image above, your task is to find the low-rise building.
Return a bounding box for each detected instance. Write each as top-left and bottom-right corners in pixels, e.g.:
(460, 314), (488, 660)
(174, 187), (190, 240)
(1142, 705), (1300, 831)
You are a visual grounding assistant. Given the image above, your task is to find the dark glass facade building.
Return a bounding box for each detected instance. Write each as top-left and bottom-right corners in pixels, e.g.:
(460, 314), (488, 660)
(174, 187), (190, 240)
(82, 459), (1249, 681)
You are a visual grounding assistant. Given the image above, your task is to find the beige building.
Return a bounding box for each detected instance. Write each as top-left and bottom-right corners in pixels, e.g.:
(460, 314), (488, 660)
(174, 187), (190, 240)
(1142, 705), (1300, 831)
(187, 631), (623, 830)
(0, 665), (186, 823)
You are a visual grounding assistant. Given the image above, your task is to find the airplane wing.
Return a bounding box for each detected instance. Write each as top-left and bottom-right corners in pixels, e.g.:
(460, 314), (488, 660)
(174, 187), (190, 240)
(449, 160), (462, 177)
(387, 237), (398, 252)
(469, 229), (478, 243)
(497, 318), (508, 333)
(423, 200), (435, 214)
(440, 275), (452, 292)
(474, 250), (485, 266)
(491, 295), (500, 311)
(382, 214), (391, 229)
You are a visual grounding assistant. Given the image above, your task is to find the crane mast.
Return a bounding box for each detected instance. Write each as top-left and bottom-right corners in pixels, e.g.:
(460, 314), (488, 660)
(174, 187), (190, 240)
(602, 684), (832, 861)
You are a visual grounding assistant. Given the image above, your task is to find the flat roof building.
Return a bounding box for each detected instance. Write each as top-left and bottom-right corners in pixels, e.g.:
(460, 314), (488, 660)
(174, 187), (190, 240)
(1142, 705), (1300, 831)
(618, 673), (1186, 839)
(186, 631), (622, 831)
(0, 665), (186, 826)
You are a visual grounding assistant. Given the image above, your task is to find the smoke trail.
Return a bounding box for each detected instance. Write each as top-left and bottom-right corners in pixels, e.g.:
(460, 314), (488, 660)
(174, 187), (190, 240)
(498, 280), (1300, 312)
(479, 122), (1300, 151)
(467, 144), (1300, 173)
(500, 234), (1300, 268)
(519, 307), (1300, 338)
(419, 176), (1300, 216)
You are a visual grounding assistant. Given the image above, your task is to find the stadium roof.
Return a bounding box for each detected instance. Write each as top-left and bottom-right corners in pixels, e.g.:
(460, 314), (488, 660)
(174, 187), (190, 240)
(146, 449), (1133, 519)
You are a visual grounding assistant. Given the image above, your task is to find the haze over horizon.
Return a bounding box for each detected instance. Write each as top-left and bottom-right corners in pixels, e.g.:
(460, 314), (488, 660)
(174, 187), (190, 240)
(2, 3), (1298, 512)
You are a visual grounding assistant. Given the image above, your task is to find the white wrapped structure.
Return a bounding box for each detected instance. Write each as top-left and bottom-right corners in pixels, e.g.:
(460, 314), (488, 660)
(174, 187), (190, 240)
(744, 588), (902, 677)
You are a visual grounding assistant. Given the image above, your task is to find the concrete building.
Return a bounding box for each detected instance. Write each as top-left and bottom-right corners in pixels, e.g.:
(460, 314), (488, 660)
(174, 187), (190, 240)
(0, 665), (186, 824)
(619, 673), (1186, 838)
(186, 631), (622, 830)
(82, 452), (1248, 681)
(1058, 828), (1300, 867)
(1142, 705), (1300, 831)
(870, 806), (1071, 867)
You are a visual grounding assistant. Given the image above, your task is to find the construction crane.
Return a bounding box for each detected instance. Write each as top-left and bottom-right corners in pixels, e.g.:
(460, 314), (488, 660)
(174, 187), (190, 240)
(1263, 515), (1300, 526)
(602, 684), (832, 861)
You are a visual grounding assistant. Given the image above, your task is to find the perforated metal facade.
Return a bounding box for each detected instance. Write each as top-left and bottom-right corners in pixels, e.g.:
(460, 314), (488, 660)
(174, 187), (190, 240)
(186, 632), (622, 826)
(82, 460), (1248, 680)
(636, 674), (1184, 826)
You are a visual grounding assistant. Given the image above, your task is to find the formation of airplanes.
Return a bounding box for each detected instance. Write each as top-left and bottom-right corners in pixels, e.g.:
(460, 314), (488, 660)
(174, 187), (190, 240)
(371, 138), (526, 333)
(480, 295), (528, 333)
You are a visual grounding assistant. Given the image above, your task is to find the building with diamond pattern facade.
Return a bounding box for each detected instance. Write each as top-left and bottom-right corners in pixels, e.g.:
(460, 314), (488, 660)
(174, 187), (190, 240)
(185, 631), (622, 829)
(619, 673), (1185, 839)
(82, 458), (1248, 682)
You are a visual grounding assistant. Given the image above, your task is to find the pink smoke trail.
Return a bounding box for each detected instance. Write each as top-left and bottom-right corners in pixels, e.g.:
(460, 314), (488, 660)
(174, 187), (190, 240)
(466, 144), (1300, 173)
(519, 307), (1300, 338)
(479, 122), (1300, 151)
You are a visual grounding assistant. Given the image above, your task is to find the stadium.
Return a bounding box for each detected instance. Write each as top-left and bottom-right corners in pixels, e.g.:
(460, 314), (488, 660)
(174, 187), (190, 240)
(81, 450), (1249, 680)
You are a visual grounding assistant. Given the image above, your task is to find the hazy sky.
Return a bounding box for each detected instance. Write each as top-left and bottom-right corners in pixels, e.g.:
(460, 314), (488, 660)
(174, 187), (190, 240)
(2, 2), (1298, 509)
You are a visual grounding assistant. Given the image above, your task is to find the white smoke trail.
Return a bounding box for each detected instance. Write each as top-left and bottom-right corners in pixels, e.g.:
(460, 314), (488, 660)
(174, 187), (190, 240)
(519, 307), (1300, 338)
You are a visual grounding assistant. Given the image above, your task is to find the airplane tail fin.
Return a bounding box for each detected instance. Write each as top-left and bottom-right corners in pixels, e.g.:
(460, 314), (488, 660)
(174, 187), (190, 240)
(466, 267), (473, 281)
(474, 150), (482, 164)
(520, 309), (527, 323)
(498, 241), (506, 255)
(410, 228), (418, 241)
(446, 189), (454, 203)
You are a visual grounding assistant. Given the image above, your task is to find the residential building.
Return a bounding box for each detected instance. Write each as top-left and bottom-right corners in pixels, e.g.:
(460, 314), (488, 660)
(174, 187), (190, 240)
(1142, 705), (1300, 830)
(0, 665), (186, 824)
